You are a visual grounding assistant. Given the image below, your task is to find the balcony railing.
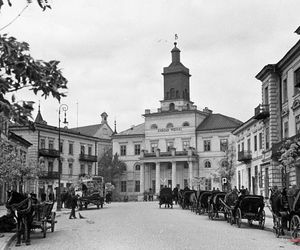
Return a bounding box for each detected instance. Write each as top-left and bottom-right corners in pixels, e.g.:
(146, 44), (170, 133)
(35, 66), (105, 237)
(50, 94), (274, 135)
(254, 104), (270, 120)
(79, 153), (97, 162)
(39, 148), (60, 158)
(143, 150), (190, 158)
(39, 171), (60, 179)
(238, 150), (252, 163)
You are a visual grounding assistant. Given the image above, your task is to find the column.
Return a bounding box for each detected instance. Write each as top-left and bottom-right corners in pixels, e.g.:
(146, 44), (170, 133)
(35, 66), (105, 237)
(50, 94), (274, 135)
(155, 162), (160, 194)
(172, 161), (176, 189)
(188, 161), (193, 188)
(140, 163), (145, 194)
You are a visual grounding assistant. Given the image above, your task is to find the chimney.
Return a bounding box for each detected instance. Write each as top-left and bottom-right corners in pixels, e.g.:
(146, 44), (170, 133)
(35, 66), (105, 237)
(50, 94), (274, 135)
(203, 107), (212, 114)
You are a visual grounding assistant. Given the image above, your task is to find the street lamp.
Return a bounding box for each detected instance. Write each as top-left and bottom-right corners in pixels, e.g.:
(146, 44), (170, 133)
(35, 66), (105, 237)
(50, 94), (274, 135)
(57, 103), (68, 211)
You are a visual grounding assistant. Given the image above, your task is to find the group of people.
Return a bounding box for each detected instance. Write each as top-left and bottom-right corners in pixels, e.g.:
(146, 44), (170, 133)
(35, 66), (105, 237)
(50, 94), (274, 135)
(143, 188), (154, 201)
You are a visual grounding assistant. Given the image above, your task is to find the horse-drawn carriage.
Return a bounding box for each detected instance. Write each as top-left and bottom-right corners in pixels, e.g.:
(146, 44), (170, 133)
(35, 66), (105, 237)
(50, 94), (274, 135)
(232, 195), (265, 229)
(178, 189), (196, 209)
(196, 191), (212, 215)
(220, 190), (239, 224)
(269, 187), (300, 238)
(208, 192), (226, 220)
(159, 187), (173, 208)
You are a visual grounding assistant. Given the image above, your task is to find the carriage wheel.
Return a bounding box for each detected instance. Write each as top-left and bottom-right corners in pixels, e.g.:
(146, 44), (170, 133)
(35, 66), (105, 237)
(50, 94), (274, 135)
(236, 208), (242, 228)
(51, 212), (56, 232)
(291, 215), (300, 239)
(258, 210), (265, 230)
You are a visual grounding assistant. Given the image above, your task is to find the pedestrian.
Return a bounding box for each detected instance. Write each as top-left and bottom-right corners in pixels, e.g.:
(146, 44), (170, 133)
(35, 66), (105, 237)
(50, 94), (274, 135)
(69, 193), (78, 219)
(148, 188), (153, 201)
(172, 186), (179, 205)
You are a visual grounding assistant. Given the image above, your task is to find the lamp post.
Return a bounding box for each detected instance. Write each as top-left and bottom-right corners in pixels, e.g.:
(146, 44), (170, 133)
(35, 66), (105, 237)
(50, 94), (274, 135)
(57, 103), (68, 211)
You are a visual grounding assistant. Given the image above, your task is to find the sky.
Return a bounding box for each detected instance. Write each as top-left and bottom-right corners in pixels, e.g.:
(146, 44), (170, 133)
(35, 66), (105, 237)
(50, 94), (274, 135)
(1, 0), (300, 132)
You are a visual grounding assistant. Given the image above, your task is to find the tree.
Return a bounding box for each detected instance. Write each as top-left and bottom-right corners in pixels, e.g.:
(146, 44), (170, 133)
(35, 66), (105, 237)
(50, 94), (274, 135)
(0, 34), (67, 124)
(0, 138), (43, 192)
(98, 148), (127, 185)
(214, 142), (236, 190)
(0, 0), (51, 11)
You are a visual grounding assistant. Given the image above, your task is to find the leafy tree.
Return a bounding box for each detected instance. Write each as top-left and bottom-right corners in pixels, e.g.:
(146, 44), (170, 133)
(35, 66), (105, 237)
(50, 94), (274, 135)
(0, 138), (43, 192)
(98, 148), (127, 185)
(0, 0), (51, 11)
(0, 34), (67, 124)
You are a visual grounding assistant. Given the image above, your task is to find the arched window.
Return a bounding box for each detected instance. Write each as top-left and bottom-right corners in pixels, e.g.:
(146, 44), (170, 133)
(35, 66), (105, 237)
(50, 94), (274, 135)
(176, 90), (179, 98)
(182, 121), (190, 127)
(150, 124), (158, 129)
(170, 88), (175, 99)
(135, 164), (140, 171)
(169, 103), (175, 111)
(204, 160), (211, 168)
(166, 123), (174, 128)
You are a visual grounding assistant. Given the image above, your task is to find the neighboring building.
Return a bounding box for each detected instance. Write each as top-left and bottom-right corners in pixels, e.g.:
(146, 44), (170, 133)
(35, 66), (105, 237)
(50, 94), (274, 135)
(10, 107), (112, 199)
(112, 43), (242, 200)
(232, 118), (265, 196)
(235, 29), (300, 197)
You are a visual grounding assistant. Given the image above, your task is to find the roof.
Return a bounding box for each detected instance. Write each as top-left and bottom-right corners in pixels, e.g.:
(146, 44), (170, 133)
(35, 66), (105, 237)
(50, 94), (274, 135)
(196, 114), (243, 131)
(8, 131), (32, 147)
(71, 124), (104, 137)
(113, 123), (145, 137)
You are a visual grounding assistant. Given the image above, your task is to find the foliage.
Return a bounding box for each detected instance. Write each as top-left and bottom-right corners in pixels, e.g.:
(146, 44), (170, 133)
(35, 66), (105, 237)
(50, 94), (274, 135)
(98, 148), (127, 184)
(0, 34), (67, 124)
(214, 142), (236, 188)
(0, 138), (42, 187)
(278, 139), (300, 172)
(0, 0), (51, 11)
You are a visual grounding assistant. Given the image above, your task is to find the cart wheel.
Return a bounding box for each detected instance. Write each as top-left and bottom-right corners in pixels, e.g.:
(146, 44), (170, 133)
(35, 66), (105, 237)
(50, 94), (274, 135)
(42, 221), (47, 238)
(236, 208), (241, 228)
(259, 210), (265, 230)
(51, 212), (56, 232)
(248, 219), (253, 226)
(291, 215), (300, 239)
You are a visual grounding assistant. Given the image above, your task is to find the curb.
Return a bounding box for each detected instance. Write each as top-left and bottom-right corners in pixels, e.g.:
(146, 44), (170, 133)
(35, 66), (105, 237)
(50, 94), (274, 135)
(3, 233), (16, 250)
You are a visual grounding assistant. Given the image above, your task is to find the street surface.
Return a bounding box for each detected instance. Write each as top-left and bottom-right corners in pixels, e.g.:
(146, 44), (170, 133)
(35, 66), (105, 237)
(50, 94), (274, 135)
(7, 202), (300, 250)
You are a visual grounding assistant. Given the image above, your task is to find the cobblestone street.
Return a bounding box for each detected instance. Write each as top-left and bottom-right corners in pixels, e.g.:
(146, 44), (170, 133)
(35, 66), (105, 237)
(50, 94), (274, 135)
(1, 202), (298, 250)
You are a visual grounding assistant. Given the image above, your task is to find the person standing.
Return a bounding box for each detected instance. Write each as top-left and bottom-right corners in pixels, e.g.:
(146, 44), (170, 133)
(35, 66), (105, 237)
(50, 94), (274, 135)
(69, 193), (78, 219)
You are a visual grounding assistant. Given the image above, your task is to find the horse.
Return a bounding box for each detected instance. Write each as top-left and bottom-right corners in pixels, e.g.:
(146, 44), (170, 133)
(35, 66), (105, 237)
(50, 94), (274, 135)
(6, 191), (34, 246)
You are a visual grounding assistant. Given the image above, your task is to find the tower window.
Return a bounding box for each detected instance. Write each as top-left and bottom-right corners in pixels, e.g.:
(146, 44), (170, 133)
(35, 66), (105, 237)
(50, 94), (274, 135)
(176, 90), (179, 98)
(170, 88), (175, 99)
(169, 103), (175, 111)
(166, 123), (174, 128)
(182, 121), (189, 127)
(150, 124), (158, 129)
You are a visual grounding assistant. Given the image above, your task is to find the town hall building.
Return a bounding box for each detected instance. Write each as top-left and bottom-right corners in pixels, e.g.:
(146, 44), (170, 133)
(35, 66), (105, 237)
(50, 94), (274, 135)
(112, 43), (242, 200)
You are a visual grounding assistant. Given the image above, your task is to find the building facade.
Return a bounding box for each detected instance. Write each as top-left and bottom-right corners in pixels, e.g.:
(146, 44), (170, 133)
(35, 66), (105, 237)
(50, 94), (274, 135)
(10, 108), (112, 200)
(112, 43), (242, 200)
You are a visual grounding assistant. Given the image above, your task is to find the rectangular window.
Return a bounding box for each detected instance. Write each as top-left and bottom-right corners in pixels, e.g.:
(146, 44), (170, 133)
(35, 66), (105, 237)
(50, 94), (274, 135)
(182, 140), (190, 151)
(40, 138), (46, 149)
(167, 141), (174, 152)
(80, 164), (85, 174)
(220, 139), (228, 152)
(247, 138), (251, 152)
(120, 145), (127, 156)
(259, 133), (263, 150)
(48, 140), (54, 150)
(283, 121), (289, 139)
(80, 145), (85, 155)
(241, 142), (244, 152)
(135, 180), (140, 192)
(295, 68), (300, 92)
(151, 143), (158, 153)
(282, 79), (288, 103)
(48, 161), (53, 172)
(152, 180), (156, 194)
(69, 143), (73, 155)
(68, 163), (73, 177)
(134, 144), (141, 155)
(238, 144), (240, 153)
(238, 171), (241, 190)
(254, 135), (257, 151)
(205, 178), (212, 191)
(88, 146), (92, 156)
(135, 165), (140, 171)
(265, 127), (270, 150)
(88, 164), (92, 176)
(121, 181), (127, 192)
(204, 140), (211, 151)
(168, 180), (172, 187)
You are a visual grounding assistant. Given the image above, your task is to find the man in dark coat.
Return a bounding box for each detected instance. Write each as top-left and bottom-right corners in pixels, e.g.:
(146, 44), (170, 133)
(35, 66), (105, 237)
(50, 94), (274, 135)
(69, 193), (78, 219)
(173, 186), (179, 205)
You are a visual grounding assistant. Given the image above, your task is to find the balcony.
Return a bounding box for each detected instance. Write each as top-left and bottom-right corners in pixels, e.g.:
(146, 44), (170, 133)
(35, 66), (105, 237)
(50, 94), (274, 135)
(254, 104), (269, 120)
(79, 153), (97, 162)
(39, 148), (60, 158)
(238, 150), (252, 163)
(39, 171), (60, 180)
